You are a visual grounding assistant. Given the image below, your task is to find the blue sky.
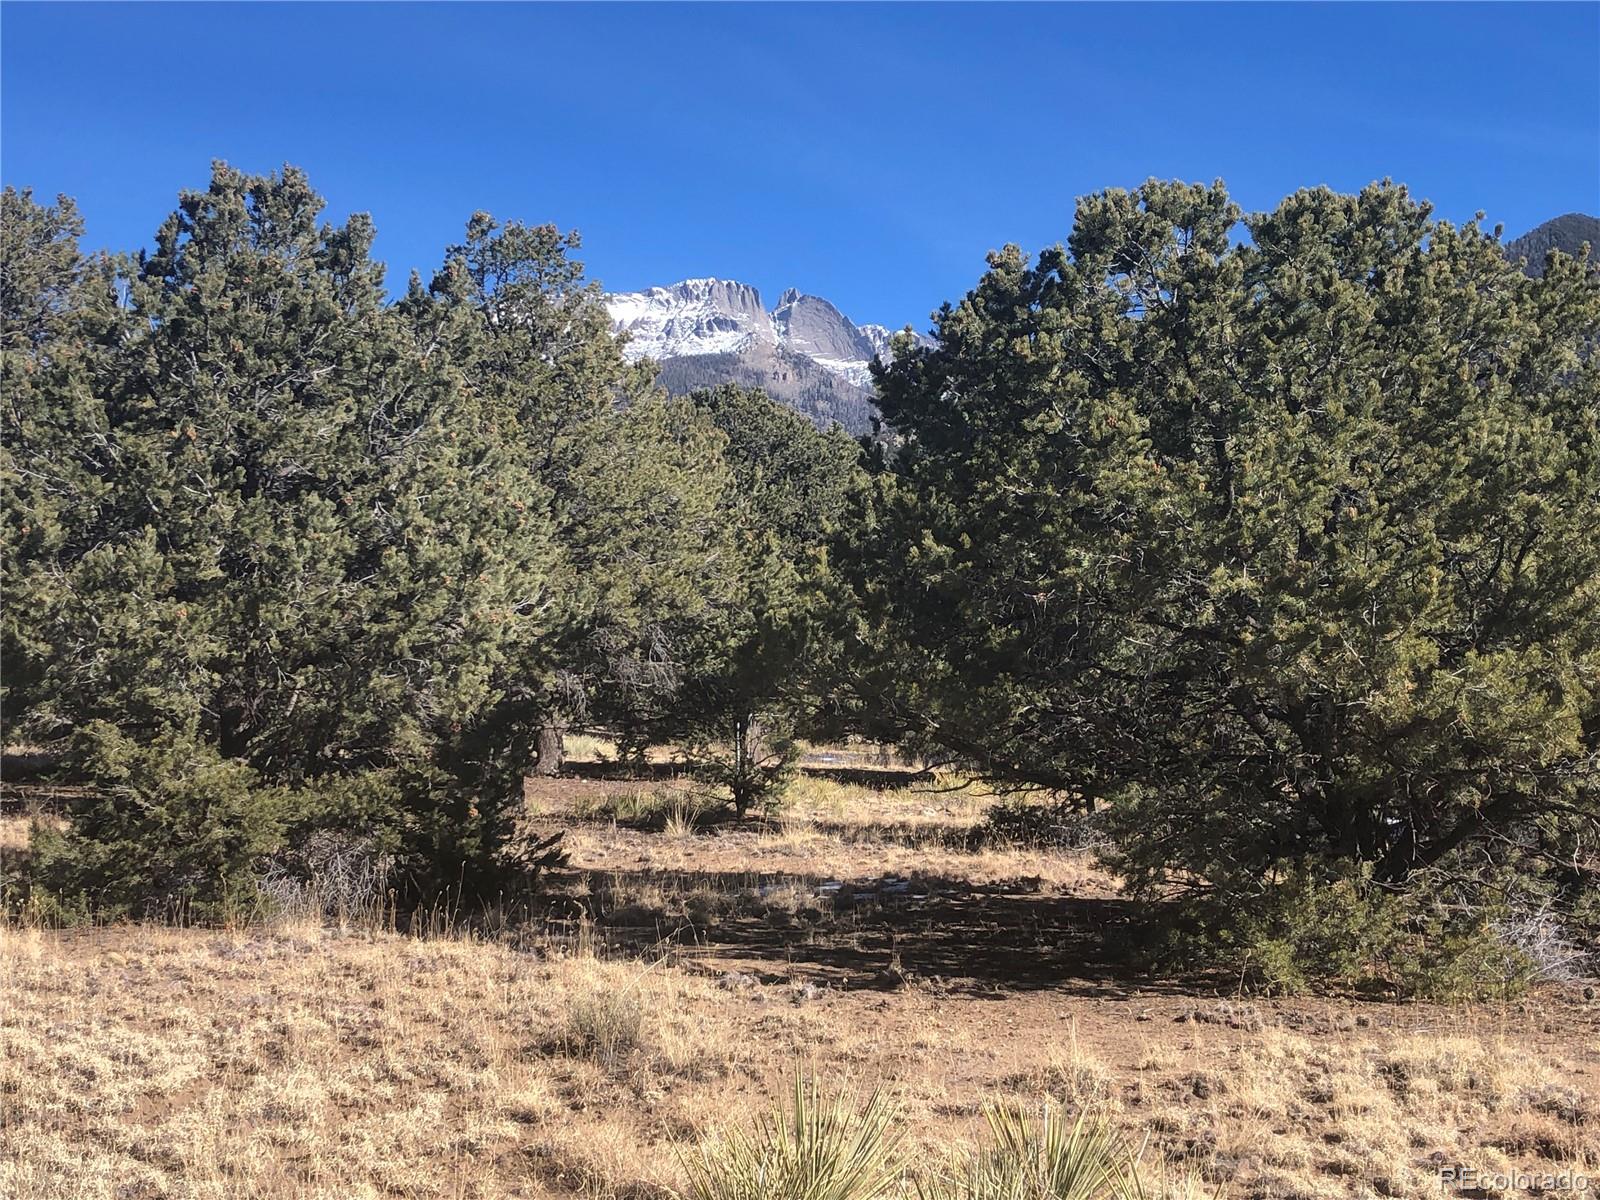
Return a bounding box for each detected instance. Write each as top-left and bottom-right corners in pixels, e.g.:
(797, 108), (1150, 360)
(3, 2), (1596, 330)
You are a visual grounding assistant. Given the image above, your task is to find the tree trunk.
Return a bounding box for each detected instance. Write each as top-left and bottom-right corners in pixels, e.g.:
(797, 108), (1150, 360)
(731, 713), (759, 818)
(532, 723), (566, 777)
(1373, 792), (1524, 887)
(219, 707), (249, 760)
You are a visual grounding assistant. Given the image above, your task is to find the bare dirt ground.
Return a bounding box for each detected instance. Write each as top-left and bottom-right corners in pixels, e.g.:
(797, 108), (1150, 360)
(3, 763), (1597, 1200)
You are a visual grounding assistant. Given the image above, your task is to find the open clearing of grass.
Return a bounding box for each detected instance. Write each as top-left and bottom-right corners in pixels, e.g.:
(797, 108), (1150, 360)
(3, 763), (1597, 1199)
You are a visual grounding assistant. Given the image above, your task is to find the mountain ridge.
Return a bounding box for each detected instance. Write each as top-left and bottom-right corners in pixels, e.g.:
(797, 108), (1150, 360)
(1506, 213), (1599, 277)
(606, 278), (930, 432)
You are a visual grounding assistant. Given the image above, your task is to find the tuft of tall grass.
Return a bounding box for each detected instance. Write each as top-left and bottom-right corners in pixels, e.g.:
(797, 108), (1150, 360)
(563, 986), (645, 1068)
(681, 1073), (904, 1200)
(664, 797), (709, 839)
(564, 732), (621, 762)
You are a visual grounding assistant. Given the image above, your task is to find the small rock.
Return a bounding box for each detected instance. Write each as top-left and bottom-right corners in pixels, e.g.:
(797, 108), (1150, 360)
(1184, 1001), (1265, 1031)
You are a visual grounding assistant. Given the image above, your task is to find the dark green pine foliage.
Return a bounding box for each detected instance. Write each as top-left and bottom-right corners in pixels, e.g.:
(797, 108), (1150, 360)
(4, 167), (564, 912)
(852, 181), (1600, 980)
(2, 188), (122, 727)
(409, 215), (735, 778)
(656, 385), (861, 815)
(567, 392), (735, 749)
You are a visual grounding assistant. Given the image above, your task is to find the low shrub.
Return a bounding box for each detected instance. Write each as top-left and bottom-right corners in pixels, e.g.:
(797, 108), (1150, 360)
(563, 986), (646, 1069)
(1157, 863), (1539, 1000)
(29, 723), (292, 922)
(25, 728), (567, 925)
(1491, 905), (1595, 983)
(257, 828), (393, 927)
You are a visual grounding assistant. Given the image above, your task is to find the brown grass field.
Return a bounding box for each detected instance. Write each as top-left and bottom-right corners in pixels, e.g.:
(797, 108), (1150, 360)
(2, 757), (1597, 1199)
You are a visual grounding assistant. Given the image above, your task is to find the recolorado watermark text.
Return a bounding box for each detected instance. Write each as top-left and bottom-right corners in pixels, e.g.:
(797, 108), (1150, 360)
(1440, 1167), (1593, 1193)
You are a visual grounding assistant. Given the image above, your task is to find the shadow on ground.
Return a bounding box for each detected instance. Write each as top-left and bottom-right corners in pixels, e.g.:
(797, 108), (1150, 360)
(560, 759), (932, 791)
(538, 861), (1199, 999)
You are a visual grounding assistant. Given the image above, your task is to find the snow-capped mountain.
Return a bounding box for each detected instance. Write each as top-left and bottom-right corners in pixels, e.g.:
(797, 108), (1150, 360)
(857, 324), (902, 361)
(606, 279), (777, 361)
(605, 278), (931, 431)
(770, 289), (880, 389)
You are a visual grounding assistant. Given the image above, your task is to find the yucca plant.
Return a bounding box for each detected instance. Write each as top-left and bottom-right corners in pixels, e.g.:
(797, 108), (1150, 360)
(681, 1073), (905, 1200)
(1112, 1158), (1218, 1200)
(916, 1104), (1136, 1200)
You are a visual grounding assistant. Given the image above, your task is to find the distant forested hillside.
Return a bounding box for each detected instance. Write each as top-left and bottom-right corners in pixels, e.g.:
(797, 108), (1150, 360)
(655, 342), (879, 433)
(1506, 212), (1600, 276)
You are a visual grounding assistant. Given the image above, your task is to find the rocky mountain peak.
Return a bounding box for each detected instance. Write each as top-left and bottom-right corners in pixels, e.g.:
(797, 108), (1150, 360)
(607, 278), (777, 361)
(771, 290), (877, 372)
(604, 277), (934, 432)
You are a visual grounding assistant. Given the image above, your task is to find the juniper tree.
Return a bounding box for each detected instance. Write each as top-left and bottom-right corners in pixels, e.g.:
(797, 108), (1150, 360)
(412, 215), (734, 778)
(3, 167), (747, 912)
(2, 187), (123, 727)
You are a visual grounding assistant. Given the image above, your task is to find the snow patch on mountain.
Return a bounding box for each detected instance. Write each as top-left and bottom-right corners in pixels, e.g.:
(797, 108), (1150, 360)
(607, 278), (778, 360)
(811, 359), (874, 388)
(605, 278), (927, 389)
(857, 324), (899, 358)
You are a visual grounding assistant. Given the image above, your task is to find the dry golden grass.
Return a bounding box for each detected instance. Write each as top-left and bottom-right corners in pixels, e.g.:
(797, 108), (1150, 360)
(1, 810), (62, 857)
(3, 770), (1597, 1199)
(4, 923), (1596, 1200)
(1, 813), (36, 856)
(534, 770), (1115, 902)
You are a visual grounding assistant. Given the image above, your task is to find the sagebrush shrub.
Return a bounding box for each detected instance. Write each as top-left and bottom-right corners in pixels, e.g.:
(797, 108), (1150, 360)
(563, 987), (645, 1069)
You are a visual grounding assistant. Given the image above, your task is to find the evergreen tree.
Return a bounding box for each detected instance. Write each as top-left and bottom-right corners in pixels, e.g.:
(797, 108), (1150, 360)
(852, 180), (1600, 968)
(2, 187), (123, 726)
(4, 167), (750, 914)
(653, 385), (861, 815)
(5, 167), (563, 910)
(412, 214), (734, 778)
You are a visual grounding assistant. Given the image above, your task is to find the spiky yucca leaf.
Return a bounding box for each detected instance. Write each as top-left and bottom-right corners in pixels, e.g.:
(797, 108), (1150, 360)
(681, 1073), (904, 1200)
(916, 1104), (1136, 1200)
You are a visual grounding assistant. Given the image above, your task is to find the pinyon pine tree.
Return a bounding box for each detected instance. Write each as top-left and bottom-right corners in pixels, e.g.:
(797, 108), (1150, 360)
(850, 180), (1600, 987)
(4, 165), (746, 914)
(649, 384), (860, 816)
(5, 166), (577, 911)
(408, 214), (735, 778)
